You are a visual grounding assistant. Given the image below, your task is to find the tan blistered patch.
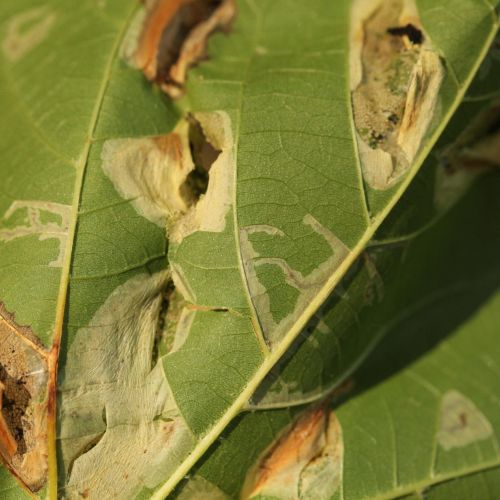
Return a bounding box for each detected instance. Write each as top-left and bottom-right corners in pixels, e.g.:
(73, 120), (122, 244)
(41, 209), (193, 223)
(351, 0), (444, 190)
(59, 272), (195, 498)
(125, 0), (235, 98)
(0, 304), (49, 492)
(242, 406), (343, 500)
(240, 215), (349, 346)
(178, 475), (230, 500)
(0, 200), (71, 267)
(437, 390), (493, 451)
(0, 382), (17, 460)
(101, 122), (194, 227)
(101, 112), (233, 238)
(435, 100), (500, 211)
(2, 7), (56, 62)
(170, 111), (235, 243)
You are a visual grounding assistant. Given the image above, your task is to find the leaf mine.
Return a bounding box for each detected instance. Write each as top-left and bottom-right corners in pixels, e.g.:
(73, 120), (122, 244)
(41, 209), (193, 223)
(0, 304), (49, 492)
(350, 0), (444, 190)
(2, 6), (56, 62)
(125, 0), (236, 98)
(240, 215), (350, 347)
(101, 121), (194, 227)
(434, 100), (500, 211)
(170, 111), (233, 243)
(0, 201), (71, 268)
(101, 112), (226, 240)
(59, 272), (195, 499)
(437, 390), (493, 451)
(177, 475), (230, 500)
(242, 404), (343, 500)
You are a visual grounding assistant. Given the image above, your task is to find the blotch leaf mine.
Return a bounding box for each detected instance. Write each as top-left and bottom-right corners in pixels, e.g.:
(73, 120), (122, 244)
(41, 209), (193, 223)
(0, 0), (497, 498)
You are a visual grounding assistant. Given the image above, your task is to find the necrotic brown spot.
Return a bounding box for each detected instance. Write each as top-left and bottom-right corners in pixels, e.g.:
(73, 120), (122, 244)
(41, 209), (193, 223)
(156, 0), (224, 85)
(0, 304), (48, 492)
(134, 0), (236, 97)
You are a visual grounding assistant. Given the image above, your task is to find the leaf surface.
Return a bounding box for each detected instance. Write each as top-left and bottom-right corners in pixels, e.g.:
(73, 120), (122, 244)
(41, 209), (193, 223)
(247, 52), (500, 410)
(179, 169), (500, 499)
(0, 0), (496, 497)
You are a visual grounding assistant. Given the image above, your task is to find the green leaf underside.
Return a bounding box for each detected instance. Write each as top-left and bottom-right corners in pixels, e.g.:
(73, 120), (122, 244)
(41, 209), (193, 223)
(246, 46), (500, 411)
(159, 0), (496, 495)
(0, 0), (496, 499)
(183, 171), (500, 499)
(0, 0), (178, 496)
(0, 467), (31, 500)
(419, 467), (500, 500)
(374, 45), (500, 246)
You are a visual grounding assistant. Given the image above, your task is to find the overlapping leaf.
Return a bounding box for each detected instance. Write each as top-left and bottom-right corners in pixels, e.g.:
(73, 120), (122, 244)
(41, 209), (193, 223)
(246, 47), (500, 411)
(0, 0), (497, 498)
(178, 168), (500, 499)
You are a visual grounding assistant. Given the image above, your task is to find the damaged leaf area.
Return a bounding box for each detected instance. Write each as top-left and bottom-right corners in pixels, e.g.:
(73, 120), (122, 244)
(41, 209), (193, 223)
(435, 100), (500, 211)
(437, 390), (493, 451)
(247, 66), (500, 413)
(0, 304), (48, 492)
(67, 0), (496, 496)
(101, 121), (194, 227)
(0, 0), (498, 497)
(58, 272), (195, 499)
(1, 6), (56, 62)
(179, 169), (500, 499)
(242, 405), (343, 500)
(101, 111), (225, 223)
(351, 0), (444, 190)
(127, 0), (236, 98)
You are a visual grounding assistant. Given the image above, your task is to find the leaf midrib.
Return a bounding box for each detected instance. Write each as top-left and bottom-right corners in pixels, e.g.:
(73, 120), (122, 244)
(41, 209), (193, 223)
(47, 3), (140, 497)
(374, 458), (500, 500)
(152, 6), (498, 500)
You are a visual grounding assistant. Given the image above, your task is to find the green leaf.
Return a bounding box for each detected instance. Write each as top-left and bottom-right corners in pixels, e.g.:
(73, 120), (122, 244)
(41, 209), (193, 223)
(0, 467), (31, 500)
(179, 169), (500, 499)
(246, 52), (500, 411)
(0, 0), (496, 498)
(156, 1), (496, 495)
(417, 467), (500, 499)
(0, 0), (178, 496)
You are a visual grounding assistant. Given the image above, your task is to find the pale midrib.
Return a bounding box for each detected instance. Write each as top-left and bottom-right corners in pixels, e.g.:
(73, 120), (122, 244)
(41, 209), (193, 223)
(254, 273), (500, 411)
(46, 4), (139, 499)
(374, 458), (500, 500)
(152, 16), (498, 499)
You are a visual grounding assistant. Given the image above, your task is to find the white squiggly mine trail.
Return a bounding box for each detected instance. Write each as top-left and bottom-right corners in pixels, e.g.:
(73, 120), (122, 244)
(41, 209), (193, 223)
(0, 200), (71, 267)
(2, 7), (56, 62)
(241, 214), (350, 346)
